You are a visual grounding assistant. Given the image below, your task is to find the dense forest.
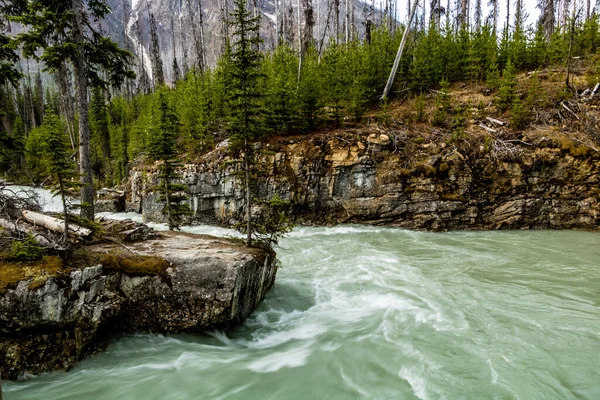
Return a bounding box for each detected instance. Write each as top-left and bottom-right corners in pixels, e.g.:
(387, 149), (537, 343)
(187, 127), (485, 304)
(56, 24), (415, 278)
(1, 0), (599, 228)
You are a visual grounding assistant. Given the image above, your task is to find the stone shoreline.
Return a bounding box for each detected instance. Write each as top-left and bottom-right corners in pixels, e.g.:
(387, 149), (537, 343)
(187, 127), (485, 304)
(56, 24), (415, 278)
(0, 231), (276, 380)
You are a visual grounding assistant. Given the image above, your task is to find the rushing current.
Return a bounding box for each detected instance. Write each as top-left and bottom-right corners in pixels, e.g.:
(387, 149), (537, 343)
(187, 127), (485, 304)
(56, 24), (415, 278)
(2, 188), (600, 399)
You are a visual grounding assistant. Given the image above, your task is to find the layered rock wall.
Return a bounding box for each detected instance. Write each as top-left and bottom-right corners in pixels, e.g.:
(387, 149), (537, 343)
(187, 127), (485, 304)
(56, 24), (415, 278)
(131, 132), (600, 231)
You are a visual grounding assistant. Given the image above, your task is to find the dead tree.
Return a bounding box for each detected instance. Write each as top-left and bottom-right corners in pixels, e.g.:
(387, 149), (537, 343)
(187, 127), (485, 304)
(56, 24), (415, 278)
(381, 0), (419, 100)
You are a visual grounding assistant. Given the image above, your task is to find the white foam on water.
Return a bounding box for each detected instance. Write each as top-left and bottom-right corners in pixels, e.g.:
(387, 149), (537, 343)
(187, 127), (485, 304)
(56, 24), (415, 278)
(288, 225), (392, 238)
(340, 367), (372, 398)
(245, 322), (328, 349)
(2, 185), (79, 213)
(399, 366), (430, 400)
(247, 345), (311, 373)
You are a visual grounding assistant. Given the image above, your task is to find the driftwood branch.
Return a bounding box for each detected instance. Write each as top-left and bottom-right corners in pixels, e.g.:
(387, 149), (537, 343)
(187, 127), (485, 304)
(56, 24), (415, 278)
(561, 102), (581, 120)
(0, 217), (56, 248)
(21, 210), (92, 239)
(478, 123), (497, 133)
(486, 117), (506, 126)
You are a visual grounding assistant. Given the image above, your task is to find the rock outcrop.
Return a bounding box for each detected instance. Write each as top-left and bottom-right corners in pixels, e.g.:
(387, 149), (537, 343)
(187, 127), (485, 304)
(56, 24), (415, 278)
(0, 232), (276, 380)
(131, 128), (600, 231)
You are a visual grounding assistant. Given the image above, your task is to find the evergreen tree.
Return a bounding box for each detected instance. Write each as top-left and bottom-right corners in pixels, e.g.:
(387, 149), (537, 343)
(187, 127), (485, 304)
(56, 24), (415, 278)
(226, 0), (264, 246)
(497, 59), (517, 112)
(8, 0), (135, 221)
(149, 90), (190, 230)
(90, 86), (111, 183)
(40, 110), (79, 243)
(0, 12), (22, 86)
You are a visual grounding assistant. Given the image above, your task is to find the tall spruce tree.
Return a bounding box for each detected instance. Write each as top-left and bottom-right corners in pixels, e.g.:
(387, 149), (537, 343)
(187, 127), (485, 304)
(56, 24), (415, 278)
(149, 91), (190, 230)
(227, 0), (264, 246)
(8, 0), (134, 221)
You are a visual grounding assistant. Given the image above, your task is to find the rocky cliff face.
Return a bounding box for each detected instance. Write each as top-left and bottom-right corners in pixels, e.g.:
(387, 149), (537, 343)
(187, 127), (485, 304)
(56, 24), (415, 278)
(103, 0), (380, 82)
(131, 127), (600, 231)
(0, 232), (276, 380)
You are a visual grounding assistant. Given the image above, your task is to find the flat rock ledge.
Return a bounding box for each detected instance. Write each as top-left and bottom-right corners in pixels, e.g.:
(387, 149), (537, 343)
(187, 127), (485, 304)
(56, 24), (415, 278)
(0, 232), (277, 380)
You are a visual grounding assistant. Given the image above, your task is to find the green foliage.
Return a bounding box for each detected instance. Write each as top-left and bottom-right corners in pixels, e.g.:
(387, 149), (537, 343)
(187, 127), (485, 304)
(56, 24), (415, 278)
(149, 90), (191, 230)
(40, 109), (80, 242)
(236, 194), (294, 248)
(90, 86), (111, 184)
(432, 80), (451, 128)
(10, 235), (44, 261)
(25, 126), (47, 183)
(510, 96), (528, 130)
(415, 95), (426, 123)
(497, 60), (517, 112)
(8, 0), (134, 88)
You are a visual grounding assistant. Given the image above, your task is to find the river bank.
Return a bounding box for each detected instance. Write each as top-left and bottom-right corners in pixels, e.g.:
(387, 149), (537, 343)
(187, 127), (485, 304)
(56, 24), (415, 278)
(128, 127), (600, 231)
(4, 225), (600, 399)
(0, 205), (277, 380)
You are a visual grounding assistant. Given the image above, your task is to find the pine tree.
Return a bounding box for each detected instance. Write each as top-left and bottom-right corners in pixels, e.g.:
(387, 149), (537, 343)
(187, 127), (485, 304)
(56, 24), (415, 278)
(497, 59), (517, 112)
(227, 0), (264, 246)
(0, 12), (22, 86)
(149, 91), (190, 230)
(227, 0), (291, 247)
(8, 0), (134, 221)
(40, 110), (79, 243)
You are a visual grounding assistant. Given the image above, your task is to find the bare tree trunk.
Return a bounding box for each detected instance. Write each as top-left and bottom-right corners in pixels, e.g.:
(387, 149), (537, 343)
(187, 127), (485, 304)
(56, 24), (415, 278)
(72, 0), (94, 221)
(244, 139), (252, 247)
(335, 0), (340, 43)
(57, 63), (76, 150)
(345, 0), (349, 42)
(381, 0), (419, 100)
(563, 0), (570, 30)
(297, 0), (302, 82)
(25, 60), (37, 129)
(505, 0), (510, 33)
(302, 0), (315, 52)
(164, 173), (173, 230)
(59, 178), (69, 243)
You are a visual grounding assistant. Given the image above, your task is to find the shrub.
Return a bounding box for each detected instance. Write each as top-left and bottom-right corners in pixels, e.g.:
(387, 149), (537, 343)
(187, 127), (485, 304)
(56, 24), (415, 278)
(10, 235), (44, 261)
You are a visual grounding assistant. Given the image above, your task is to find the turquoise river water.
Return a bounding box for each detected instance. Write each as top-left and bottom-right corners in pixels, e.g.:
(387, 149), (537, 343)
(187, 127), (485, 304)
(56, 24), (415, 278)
(1, 191), (599, 399)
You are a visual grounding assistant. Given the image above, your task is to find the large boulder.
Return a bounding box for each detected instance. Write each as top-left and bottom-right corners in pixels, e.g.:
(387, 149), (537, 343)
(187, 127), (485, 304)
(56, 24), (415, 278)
(0, 231), (277, 380)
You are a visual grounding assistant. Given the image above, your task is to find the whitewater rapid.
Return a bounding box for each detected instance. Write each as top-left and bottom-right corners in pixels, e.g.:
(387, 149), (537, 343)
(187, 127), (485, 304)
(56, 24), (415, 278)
(2, 189), (600, 399)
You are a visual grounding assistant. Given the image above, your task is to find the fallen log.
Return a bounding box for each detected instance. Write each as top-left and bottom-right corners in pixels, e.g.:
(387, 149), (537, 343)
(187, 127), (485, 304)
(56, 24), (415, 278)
(21, 210), (92, 239)
(0, 217), (55, 248)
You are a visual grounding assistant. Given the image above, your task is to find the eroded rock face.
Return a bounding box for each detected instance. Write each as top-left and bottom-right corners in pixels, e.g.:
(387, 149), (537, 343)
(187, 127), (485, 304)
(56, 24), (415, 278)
(0, 232), (276, 380)
(131, 133), (600, 231)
